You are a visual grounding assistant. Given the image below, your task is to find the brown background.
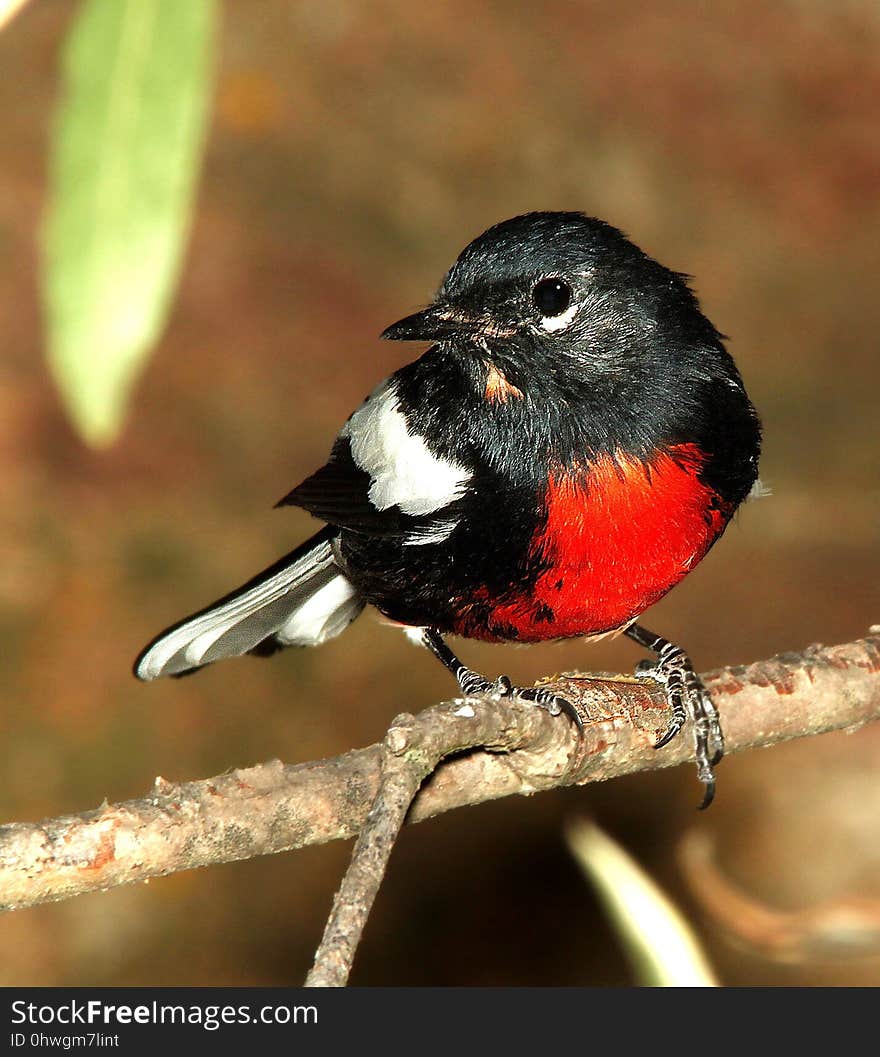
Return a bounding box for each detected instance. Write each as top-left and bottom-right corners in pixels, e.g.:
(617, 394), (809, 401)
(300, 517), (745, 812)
(1, 0), (879, 985)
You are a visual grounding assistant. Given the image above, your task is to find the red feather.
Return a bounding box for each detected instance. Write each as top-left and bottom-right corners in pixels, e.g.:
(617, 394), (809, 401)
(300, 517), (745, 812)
(455, 444), (730, 642)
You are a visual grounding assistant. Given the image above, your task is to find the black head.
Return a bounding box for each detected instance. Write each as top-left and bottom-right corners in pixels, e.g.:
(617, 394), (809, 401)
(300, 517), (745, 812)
(383, 212), (761, 504)
(381, 212), (723, 386)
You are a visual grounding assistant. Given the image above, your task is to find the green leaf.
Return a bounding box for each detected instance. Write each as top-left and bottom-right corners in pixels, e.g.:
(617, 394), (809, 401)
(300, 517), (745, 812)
(42, 0), (218, 447)
(565, 818), (719, 987)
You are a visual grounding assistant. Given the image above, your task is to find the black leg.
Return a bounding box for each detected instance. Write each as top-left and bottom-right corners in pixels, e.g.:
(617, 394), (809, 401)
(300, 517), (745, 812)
(625, 622), (724, 809)
(420, 628), (583, 733)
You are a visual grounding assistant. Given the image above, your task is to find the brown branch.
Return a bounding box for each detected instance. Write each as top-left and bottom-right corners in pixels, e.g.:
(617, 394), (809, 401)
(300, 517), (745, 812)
(305, 711), (467, 986)
(678, 828), (880, 963)
(1, 632), (879, 921)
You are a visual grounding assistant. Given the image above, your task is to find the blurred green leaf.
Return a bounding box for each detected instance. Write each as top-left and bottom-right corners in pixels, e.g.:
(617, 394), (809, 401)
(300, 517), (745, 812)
(42, 0), (217, 447)
(565, 818), (718, 987)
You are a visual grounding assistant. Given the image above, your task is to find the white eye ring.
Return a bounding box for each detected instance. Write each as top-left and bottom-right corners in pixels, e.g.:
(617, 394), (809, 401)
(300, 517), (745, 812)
(539, 300), (579, 332)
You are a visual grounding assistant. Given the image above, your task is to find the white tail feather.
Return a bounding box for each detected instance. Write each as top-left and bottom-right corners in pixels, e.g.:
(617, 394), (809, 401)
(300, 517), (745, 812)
(135, 531), (364, 680)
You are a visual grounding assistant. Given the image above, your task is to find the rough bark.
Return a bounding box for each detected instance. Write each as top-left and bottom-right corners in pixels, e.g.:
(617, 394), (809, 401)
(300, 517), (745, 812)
(0, 632), (878, 915)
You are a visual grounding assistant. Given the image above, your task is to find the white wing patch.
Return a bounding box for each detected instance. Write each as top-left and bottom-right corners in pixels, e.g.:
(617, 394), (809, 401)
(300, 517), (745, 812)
(342, 381), (471, 516)
(402, 518), (459, 546)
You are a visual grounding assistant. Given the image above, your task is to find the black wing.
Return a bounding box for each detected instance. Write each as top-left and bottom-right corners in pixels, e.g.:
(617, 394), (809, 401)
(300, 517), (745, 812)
(278, 438), (414, 536)
(280, 374), (474, 541)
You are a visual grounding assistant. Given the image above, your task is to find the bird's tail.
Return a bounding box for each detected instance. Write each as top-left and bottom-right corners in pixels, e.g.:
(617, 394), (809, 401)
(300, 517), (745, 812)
(134, 527), (364, 680)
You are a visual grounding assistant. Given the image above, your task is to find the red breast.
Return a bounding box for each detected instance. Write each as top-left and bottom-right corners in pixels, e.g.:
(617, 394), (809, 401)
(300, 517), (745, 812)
(454, 444), (730, 642)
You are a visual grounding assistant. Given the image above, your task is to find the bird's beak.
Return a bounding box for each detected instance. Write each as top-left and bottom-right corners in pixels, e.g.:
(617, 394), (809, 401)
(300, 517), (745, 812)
(381, 303), (474, 342)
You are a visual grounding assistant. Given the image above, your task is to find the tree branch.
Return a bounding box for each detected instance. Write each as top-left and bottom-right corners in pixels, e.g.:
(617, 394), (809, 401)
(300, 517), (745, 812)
(305, 714), (450, 986)
(1, 632), (878, 920)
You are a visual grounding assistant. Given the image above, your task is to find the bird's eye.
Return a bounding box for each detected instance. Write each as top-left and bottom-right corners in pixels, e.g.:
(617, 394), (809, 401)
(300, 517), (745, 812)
(532, 277), (572, 318)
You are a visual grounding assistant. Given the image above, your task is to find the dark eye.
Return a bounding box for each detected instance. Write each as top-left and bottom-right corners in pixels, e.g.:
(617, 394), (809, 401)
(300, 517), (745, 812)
(532, 277), (572, 317)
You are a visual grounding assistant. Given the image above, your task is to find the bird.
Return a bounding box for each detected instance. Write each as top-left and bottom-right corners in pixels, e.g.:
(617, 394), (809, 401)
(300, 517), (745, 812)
(135, 211), (761, 807)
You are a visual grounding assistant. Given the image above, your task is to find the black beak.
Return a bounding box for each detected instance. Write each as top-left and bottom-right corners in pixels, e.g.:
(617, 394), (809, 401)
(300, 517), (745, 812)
(380, 303), (472, 342)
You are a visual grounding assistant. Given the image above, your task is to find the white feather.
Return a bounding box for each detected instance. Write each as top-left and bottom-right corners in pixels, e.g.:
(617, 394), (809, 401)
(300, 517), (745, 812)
(134, 536), (363, 679)
(276, 575), (360, 645)
(748, 478), (772, 500)
(137, 548), (332, 679)
(402, 519), (460, 546)
(342, 382), (470, 516)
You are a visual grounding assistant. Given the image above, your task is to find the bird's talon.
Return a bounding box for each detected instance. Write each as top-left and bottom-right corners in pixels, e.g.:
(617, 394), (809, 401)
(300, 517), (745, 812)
(550, 694), (584, 735)
(493, 675), (513, 695)
(511, 687), (583, 734)
(626, 624), (725, 808)
(697, 777), (716, 811)
(653, 723), (681, 750)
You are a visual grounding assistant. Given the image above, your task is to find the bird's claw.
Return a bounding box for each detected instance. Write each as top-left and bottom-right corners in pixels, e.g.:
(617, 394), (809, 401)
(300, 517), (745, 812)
(456, 668), (582, 734)
(633, 643), (724, 809)
(492, 674), (513, 695)
(515, 685), (584, 734)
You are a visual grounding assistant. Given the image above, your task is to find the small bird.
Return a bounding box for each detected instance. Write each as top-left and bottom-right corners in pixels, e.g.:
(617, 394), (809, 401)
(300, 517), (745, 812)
(135, 212), (761, 806)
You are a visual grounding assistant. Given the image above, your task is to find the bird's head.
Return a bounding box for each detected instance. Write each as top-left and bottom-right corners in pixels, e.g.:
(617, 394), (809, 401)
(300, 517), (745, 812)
(381, 212), (724, 403)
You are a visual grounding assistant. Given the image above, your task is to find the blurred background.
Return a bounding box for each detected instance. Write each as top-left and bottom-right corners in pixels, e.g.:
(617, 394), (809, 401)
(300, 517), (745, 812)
(1, 0), (879, 986)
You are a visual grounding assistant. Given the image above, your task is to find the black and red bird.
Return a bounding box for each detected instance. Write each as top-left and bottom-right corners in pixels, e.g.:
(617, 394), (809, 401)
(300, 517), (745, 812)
(135, 212), (761, 805)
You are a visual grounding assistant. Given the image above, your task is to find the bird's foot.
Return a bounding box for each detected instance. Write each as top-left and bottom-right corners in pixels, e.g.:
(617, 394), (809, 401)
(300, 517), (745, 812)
(457, 669), (513, 699)
(457, 668), (583, 733)
(515, 684), (584, 733)
(420, 628), (582, 734)
(630, 630), (724, 810)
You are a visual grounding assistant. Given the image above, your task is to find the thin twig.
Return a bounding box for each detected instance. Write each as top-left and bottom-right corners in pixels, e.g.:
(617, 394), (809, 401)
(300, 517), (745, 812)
(0, 633), (878, 917)
(305, 714), (436, 986)
(305, 697), (559, 985)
